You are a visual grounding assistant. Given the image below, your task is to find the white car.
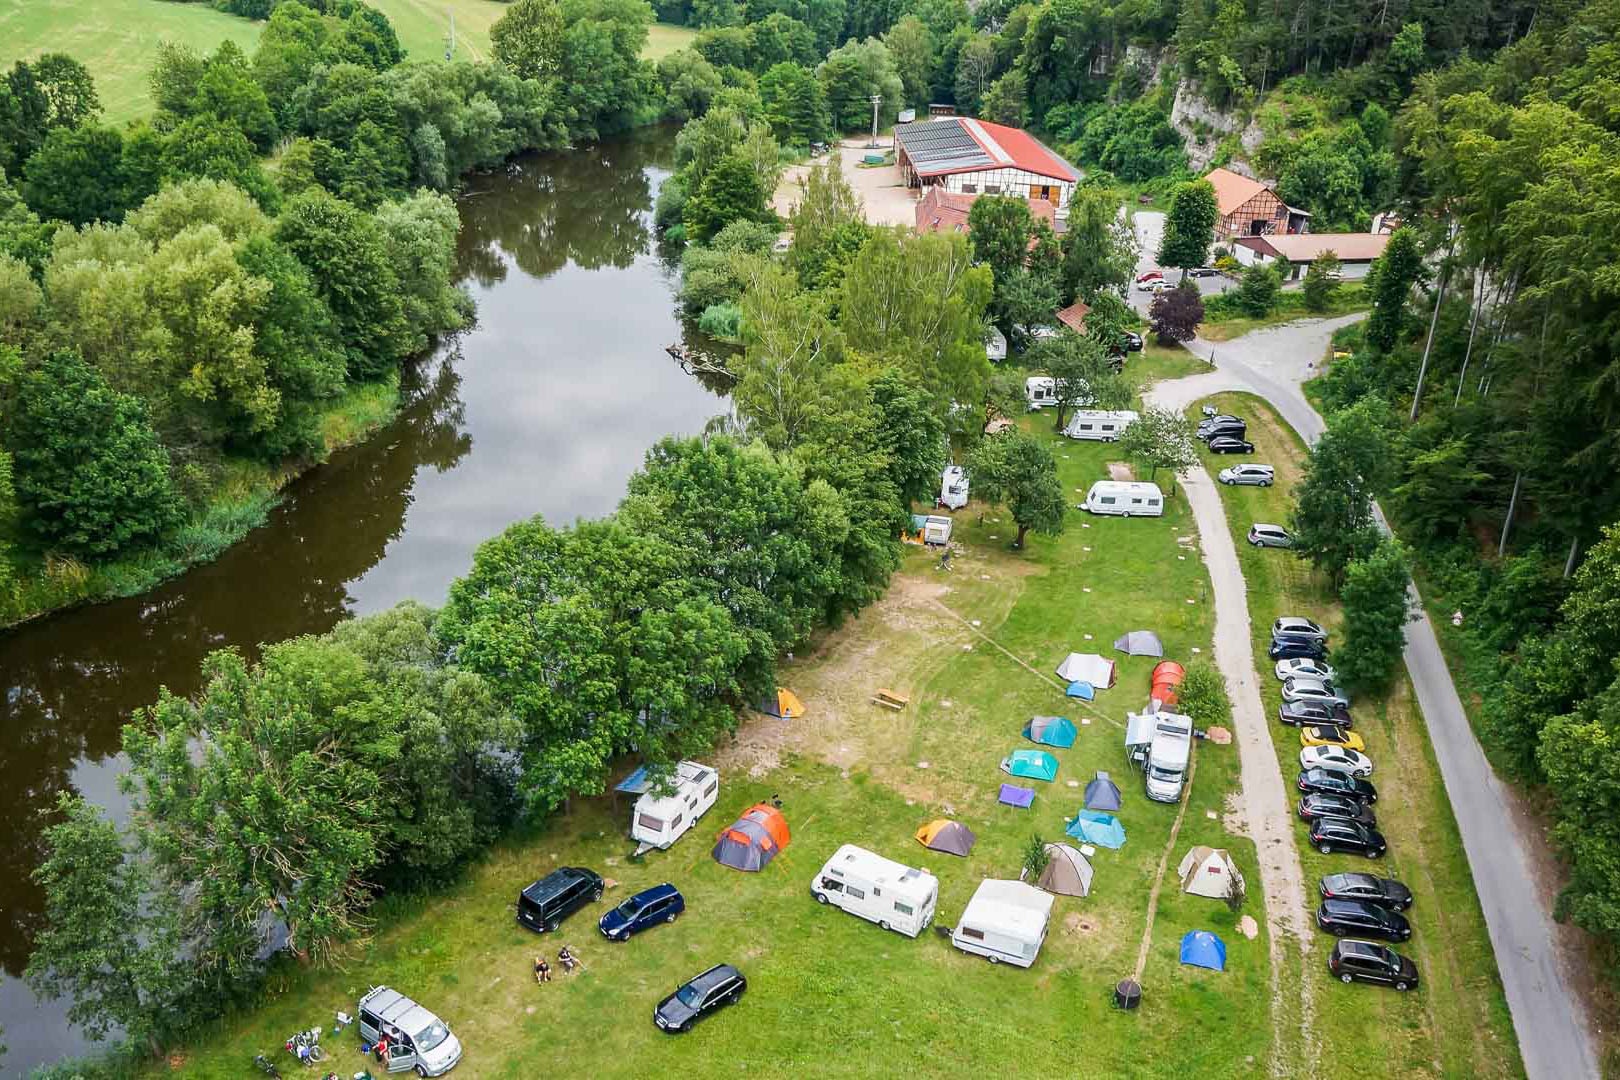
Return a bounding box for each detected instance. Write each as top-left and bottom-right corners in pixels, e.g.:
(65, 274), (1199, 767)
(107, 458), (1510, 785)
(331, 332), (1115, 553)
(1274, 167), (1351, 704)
(1219, 464), (1275, 486)
(1276, 658), (1337, 683)
(1145, 280), (1177, 295)
(1273, 616), (1327, 642)
(1282, 677), (1350, 708)
(1300, 745), (1373, 778)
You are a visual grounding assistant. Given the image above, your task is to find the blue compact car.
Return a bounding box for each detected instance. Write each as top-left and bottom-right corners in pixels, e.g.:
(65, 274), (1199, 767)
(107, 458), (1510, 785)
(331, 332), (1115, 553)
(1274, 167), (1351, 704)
(599, 882), (685, 941)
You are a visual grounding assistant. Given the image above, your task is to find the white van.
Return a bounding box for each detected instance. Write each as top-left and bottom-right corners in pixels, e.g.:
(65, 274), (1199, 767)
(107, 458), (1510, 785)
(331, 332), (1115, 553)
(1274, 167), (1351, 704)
(939, 465), (969, 510)
(950, 879), (1055, 967)
(1063, 409), (1138, 441)
(1025, 376), (1056, 409)
(811, 844), (939, 938)
(356, 987), (462, 1076)
(1082, 480), (1164, 517)
(631, 761), (719, 851)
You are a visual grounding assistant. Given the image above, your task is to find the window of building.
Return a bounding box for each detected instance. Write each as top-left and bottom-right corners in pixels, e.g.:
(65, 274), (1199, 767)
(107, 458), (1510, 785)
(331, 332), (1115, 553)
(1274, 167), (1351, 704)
(962, 183), (977, 193)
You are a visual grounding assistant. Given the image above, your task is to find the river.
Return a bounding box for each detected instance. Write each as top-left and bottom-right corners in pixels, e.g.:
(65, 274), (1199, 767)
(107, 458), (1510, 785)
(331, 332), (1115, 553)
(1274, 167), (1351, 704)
(0, 126), (726, 1074)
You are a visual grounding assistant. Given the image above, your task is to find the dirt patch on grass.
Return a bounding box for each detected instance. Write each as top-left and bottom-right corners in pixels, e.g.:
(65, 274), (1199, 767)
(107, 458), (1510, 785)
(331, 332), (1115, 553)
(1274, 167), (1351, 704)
(1107, 461), (1135, 481)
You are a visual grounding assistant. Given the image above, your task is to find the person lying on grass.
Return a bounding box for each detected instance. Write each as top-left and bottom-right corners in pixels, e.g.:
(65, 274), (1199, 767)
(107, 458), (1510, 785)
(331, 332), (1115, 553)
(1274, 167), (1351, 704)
(535, 956), (551, 984)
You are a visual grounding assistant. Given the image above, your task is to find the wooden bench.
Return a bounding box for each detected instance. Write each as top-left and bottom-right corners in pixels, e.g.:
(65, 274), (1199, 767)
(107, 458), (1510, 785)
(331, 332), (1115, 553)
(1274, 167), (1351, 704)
(871, 688), (909, 711)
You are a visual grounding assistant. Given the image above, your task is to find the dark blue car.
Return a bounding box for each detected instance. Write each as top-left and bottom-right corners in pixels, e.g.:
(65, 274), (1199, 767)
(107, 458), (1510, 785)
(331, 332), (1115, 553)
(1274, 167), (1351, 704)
(599, 882), (684, 941)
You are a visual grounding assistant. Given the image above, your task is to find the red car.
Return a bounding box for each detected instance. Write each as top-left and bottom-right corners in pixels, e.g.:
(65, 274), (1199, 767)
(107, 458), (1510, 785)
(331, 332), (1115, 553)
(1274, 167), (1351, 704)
(1135, 270), (1164, 283)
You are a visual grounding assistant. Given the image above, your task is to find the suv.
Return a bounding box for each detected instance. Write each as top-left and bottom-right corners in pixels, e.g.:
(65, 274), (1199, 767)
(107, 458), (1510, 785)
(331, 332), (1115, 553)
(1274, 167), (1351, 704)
(1248, 524), (1292, 548)
(1298, 768), (1377, 803)
(1198, 417), (1247, 441)
(356, 987), (463, 1077)
(517, 866), (603, 933)
(1309, 816), (1387, 857)
(1317, 899), (1411, 942)
(1328, 939), (1419, 990)
(654, 964), (747, 1033)
(1269, 637), (1327, 662)
(1282, 677), (1350, 708)
(1219, 464), (1274, 486)
(1298, 792), (1376, 826)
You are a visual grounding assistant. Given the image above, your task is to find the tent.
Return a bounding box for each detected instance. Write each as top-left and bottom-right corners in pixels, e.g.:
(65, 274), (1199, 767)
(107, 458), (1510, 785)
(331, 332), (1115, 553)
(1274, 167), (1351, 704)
(1177, 847), (1244, 899)
(1179, 930), (1226, 971)
(1065, 810), (1126, 849)
(1065, 681), (1095, 700)
(999, 784), (1036, 808)
(1055, 652), (1116, 688)
(1000, 749), (1059, 782)
(1114, 631), (1165, 657)
(1036, 843), (1094, 897)
(755, 688), (806, 719)
(1084, 771), (1123, 812)
(915, 819), (976, 856)
(1150, 660), (1186, 706)
(1024, 716), (1077, 748)
(711, 804), (791, 872)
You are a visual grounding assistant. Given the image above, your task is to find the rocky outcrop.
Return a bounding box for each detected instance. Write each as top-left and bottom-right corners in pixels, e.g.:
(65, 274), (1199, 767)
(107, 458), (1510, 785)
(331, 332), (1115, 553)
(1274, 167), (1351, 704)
(1169, 83), (1266, 173)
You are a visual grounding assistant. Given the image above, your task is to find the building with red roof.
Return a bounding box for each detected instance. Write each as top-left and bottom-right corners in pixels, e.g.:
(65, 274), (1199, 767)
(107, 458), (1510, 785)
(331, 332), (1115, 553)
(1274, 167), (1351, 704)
(895, 117), (1080, 211)
(914, 186), (1057, 237)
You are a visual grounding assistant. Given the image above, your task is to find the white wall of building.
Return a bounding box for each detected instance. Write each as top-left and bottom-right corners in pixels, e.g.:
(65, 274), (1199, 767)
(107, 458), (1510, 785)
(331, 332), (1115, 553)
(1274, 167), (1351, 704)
(938, 169), (1074, 208)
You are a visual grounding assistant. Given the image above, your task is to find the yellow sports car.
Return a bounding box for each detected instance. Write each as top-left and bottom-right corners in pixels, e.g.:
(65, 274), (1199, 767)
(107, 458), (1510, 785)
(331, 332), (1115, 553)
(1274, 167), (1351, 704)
(1300, 725), (1366, 751)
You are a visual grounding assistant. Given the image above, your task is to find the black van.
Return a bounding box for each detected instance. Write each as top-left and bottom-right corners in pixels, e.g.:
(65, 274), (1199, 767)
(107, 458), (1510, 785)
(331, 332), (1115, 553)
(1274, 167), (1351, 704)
(517, 866), (603, 933)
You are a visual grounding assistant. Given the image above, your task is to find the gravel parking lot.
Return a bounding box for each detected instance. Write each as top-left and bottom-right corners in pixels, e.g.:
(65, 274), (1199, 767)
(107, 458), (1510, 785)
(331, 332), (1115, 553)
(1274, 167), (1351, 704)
(772, 140), (917, 228)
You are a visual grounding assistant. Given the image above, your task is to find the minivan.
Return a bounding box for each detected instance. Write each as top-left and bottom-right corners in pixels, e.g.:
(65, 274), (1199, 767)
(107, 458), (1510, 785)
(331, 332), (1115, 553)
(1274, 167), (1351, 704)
(356, 986), (462, 1076)
(517, 866), (603, 933)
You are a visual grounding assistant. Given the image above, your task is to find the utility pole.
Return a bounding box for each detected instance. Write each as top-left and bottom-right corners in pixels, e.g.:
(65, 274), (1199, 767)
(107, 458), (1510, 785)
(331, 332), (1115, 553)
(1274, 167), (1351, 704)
(445, 10), (455, 60)
(869, 94), (881, 148)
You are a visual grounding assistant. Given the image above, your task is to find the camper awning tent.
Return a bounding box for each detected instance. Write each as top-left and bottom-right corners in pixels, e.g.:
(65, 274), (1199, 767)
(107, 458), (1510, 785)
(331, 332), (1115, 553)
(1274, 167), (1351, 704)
(712, 804), (791, 872)
(1066, 810), (1126, 849)
(1180, 930), (1226, 971)
(916, 819), (976, 856)
(1084, 771), (1123, 811)
(614, 766), (653, 795)
(1055, 652), (1116, 688)
(1036, 843), (1094, 897)
(1114, 630), (1165, 657)
(1177, 846), (1244, 898)
(1001, 749), (1059, 782)
(756, 688), (806, 719)
(999, 784), (1036, 808)
(1024, 716), (1077, 748)
(1124, 711), (1158, 749)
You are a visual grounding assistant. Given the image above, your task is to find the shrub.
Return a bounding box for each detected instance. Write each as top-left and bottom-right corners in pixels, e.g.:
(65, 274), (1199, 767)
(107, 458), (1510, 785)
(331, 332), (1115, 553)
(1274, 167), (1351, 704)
(1177, 660), (1231, 728)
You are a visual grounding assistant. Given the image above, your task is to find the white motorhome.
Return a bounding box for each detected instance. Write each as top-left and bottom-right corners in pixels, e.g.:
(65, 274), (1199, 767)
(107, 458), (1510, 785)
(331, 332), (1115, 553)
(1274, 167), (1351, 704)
(631, 761), (719, 851)
(1063, 410), (1137, 442)
(939, 465), (969, 510)
(811, 844), (939, 938)
(1144, 712), (1193, 804)
(1082, 480), (1164, 517)
(950, 879), (1055, 968)
(1025, 376), (1056, 409)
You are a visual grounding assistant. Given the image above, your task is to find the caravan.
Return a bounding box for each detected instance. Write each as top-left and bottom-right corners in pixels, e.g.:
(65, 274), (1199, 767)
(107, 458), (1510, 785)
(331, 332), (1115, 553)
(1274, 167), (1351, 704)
(1082, 481), (1164, 517)
(939, 465), (969, 510)
(631, 761), (719, 851)
(1025, 376), (1056, 409)
(810, 844), (939, 938)
(1063, 410), (1137, 441)
(950, 879), (1055, 967)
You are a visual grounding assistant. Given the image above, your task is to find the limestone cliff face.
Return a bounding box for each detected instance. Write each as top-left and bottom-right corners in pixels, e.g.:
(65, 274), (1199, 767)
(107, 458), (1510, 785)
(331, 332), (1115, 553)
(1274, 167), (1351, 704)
(1168, 82), (1266, 173)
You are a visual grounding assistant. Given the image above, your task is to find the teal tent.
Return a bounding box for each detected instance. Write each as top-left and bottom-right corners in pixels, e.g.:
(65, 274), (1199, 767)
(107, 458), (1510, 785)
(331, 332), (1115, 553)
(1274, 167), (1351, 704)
(1066, 810), (1126, 849)
(1000, 749), (1058, 782)
(1023, 716), (1077, 748)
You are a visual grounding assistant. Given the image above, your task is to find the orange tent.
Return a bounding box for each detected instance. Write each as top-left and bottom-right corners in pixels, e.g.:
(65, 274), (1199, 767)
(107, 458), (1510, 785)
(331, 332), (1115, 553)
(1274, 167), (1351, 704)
(1151, 661), (1185, 687)
(712, 803), (791, 872)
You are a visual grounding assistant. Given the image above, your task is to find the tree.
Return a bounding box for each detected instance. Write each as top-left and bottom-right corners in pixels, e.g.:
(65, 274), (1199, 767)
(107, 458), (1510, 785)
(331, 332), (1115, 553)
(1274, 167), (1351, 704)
(1157, 179), (1217, 275)
(748, 13), (817, 70)
(1289, 396), (1397, 583)
(372, 190), (467, 352)
(1148, 282), (1203, 342)
(492, 0), (566, 80)
(29, 54), (100, 131)
(1032, 331), (1128, 430)
(557, 0), (655, 139)
(22, 125), (151, 226)
(734, 261), (844, 448)
(1235, 263), (1281, 317)
(817, 38), (904, 131)
(980, 68), (1028, 127)
(1331, 538), (1414, 692)
(953, 32), (997, 115)
(869, 367), (946, 507)
(1021, 833), (1050, 879)
(882, 16), (936, 108)
(1364, 227), (1423, 353)
(1060, 186), (1135, 303)
(193, 41), (277, 151)
(1117, 405), (1198, 489)
(659, 49), (723, 122)
(968, 429), (1065, 548)
(1302, 251), (1342, 312)
(1176, 660), (1231, 726)
(759, 62), (830, 146)
(683, 152), (769, 243)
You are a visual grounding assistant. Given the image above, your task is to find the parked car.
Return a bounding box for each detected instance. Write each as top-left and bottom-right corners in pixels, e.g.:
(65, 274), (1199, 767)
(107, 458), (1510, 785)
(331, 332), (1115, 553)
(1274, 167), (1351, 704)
(1328, 939), (1419, 990)
(1198, 420), (1247, 442)
(654, 964), (747, 1033)
(1197, 413), (1241, 435)
(1282, 677), (1350, 708)
(1278, 699), (1353, 727)
(1320, 872), (1413, 911)
(1248, 523), (1292, 547)
(517, 866), (603, 933)
(1317, 899), (1411, 942)
(1298, 768), (1378, 803)
(1276, 657), (1336, 682)
(356, 988), (463, 1077)
(1300, 745), (1373, 777)
(1209, 436), (1256, 454)
(1219, 464), (1275, 486)
(599, 883), (685, 941)
(1135, 270), (1164, 284)
(1121, 330), (1144, 351)
(1298, 792), (1376, 826)
(1269, 637), (1328, 662)
(1273, 616), (1327, 641)
(1309, 816), (1387, 857)
(1187, 266), (1220, 278)
(1300, 725), (1365, 751)
(1145, 279), (1177, 294)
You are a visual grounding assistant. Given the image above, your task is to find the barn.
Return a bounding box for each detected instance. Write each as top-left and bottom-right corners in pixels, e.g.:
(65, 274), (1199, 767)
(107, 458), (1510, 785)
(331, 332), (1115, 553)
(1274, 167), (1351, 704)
(895, 116), (1079, 211)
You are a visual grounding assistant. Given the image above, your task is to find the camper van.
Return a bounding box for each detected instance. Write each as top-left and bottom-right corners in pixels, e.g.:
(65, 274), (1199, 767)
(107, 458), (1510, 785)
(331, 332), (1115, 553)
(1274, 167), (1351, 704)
(1082, 480), (1164, 517)
(939, 465), (969, 510)
(1025, 376), (1056, 409)
(1063, 410), (1138, 442)
(1144, 712), (1193, 804)
(631, 761), (720, 851)
(811, 844), (939, 938)
(950, 879), (1055, 967)
(356, 986), (463, 1076)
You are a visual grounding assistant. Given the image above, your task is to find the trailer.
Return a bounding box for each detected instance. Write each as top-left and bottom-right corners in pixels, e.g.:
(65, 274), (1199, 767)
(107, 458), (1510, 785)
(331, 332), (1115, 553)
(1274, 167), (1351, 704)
(630, 761), (719, 854)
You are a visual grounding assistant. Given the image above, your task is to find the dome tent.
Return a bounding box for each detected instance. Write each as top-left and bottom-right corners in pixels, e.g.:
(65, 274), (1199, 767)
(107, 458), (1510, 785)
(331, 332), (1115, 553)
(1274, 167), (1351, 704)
(1065, 810), (1126, 849)
(1000, 749), (1059, 782)
(1035, 843), (1093, 897)
(755, 688), (805, 719)
(1180, 930), (1226, 971)
(915, 819), (976, 856)
(712, 804), (791, 872)
(1023, 716), (1077, 748)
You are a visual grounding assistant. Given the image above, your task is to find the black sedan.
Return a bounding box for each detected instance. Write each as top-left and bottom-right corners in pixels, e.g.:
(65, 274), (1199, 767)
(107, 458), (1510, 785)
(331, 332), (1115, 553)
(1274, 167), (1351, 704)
(1298, 793), (1376, 826)
(1328, 939), (1419, 991)
(1320, 872), (1414, 911)
(654, 964), (746, 1033)
(1309, 816), (1387, 858)
(1208, 435), (1256, 454)
(1317, 899), (1411, 941)
(1269, 637), (1327, 662)
(1297, 768), (1378, 804)
(1279, 700), (1353, 727)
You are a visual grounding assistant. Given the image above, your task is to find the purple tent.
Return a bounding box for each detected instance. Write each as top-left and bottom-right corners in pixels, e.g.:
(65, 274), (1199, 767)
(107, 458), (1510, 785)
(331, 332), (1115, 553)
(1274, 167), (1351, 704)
(999, 783), (1036, 809)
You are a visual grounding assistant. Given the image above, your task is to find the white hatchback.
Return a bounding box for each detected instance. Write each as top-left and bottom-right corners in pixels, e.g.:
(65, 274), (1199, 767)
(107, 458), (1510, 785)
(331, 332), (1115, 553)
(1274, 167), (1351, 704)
(1276, 658), (1337, 683)
(1300, 745), (1373, 778)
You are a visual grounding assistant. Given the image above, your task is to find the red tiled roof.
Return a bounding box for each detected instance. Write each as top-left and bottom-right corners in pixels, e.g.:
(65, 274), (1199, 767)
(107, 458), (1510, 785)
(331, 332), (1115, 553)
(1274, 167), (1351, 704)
(1055, 301), (1091, 333)
(914, 187), (1056, 236)
(967, 119), (1080, 183)
(1205, 167), (1270, 216)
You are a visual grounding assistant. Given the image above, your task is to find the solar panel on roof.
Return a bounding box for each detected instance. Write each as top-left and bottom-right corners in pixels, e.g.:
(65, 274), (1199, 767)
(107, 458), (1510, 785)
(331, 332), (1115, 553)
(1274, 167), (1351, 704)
(896, 120), (993, 174)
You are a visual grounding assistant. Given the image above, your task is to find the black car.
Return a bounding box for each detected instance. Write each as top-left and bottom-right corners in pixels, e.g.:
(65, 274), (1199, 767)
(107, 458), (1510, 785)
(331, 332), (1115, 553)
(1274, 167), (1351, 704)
(1187, 266), (1221, 278)
(1298, 793), (1376, 826)
(1297, 768), (1378, 804)
(1198, 421), (1248, 443)
(1278, 700), (1353, 727)
(1317, 899), (1411, 941)
(1328, 939), (1419, 991)
(1122, 331), (1144, 351)
(1208, 435), (1256, 454)
(654, 964), (746, 1033)
(1269, 637), (1328, 662)
(1309, 816), (1387, 858)
(1320, 872), (1414, 911)
(517, 866), (603, 933)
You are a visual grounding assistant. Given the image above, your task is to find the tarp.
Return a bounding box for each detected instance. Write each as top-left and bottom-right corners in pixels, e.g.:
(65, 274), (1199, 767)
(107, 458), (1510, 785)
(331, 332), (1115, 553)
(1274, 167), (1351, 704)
(999, 784), (1036, 808)
(1024, 716), (1077, 748)
(614, 765), (652, 795)
(1177, 846), (1244, 899)
(1084, 771), (1123, 811)
(1036, 843), (1093, 897)
(712, 803), (791, 872)
(1055, 652), (1116, 688)
(755, 688), (806, 719)
(1179, 930), (1226, 971)
(1065, 810), (1126, 849)
(1000, 750), (1058, 782)
(915, 819), (976, 856)
(1114, 631), (1165, 657)
(1065, 681), (1095, 700)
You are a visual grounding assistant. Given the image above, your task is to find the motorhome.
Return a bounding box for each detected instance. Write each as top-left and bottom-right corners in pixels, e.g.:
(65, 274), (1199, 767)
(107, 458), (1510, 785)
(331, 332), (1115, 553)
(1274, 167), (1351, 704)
(1081, 480), (1164, 517)
(939, 465), (969, 510)
(950, 879), (1055, 967)
(811, 844), (939, 938)
(631, 761), (719, 852)
(1144, 712), (1193, 804)
(1025, 376), (1056, 409)
(1063, 410), (1138, 441)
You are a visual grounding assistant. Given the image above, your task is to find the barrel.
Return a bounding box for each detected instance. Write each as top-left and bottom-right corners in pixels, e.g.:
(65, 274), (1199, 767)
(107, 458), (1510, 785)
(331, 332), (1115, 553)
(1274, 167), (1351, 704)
(1114, 979), (1142, 1010)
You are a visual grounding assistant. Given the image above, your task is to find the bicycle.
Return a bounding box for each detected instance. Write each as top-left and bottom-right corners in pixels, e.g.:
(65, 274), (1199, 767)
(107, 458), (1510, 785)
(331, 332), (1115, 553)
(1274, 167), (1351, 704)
(253, 1053), (283, 1078)
(285, 1026), (326, 1065)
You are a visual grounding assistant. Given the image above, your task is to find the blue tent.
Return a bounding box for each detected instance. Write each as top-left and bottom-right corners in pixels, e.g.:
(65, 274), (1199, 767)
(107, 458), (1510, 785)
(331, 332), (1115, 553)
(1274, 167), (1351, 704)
(1065, 810), (1126, 849)
(1065, 681), (1096, 700)
(1001, 749), (1059, 782)
(998, 783), (1036, 808)
(1179, 930), (1226, 971)
(1023, 716), (1077, 748)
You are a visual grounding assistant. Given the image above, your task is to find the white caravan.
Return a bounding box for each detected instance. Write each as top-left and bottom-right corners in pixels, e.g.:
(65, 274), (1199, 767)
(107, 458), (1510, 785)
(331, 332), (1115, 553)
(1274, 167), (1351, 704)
(986, 326), (1008, 362)
(1082, 480), (1164, 517)
(950, 879), (1055, 968)
(1063, 410), (1137, 442)
(1025, 376), (1056, 409)
(922, 515), (953, 546)
(630, 761), (719, 852)
(811, 844), (939, 938)
(939, 465), (969, 510)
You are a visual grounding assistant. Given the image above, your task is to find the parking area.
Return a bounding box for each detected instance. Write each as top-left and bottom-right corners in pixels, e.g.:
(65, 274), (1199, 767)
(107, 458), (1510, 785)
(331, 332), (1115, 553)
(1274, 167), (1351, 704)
(772, 139), (917, 228)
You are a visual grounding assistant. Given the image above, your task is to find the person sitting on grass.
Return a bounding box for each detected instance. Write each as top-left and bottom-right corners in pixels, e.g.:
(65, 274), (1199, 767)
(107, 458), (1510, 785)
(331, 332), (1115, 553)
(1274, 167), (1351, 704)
(558, 945), (579, 974)
(535, 955), (551, 984)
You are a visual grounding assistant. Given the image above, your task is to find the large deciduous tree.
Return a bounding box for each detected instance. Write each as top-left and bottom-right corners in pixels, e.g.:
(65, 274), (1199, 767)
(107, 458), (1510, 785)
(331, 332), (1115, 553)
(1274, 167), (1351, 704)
(1031, 331), (1128, 430)
(968, 429), (1066, 548)
(1331, 537), (1414, 692)
(1148, 281), (1203, 342)
(1117, 405), (1198, 490)
(1289, 395), (1398, 582)
(491, 0), (566, 81)
(1157, 179), (1217, 275)
(1364, 227), (1423, 354)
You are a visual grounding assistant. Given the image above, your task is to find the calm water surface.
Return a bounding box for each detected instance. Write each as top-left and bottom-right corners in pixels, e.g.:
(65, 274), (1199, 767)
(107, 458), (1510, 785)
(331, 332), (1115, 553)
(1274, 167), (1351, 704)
(0, 127), (725, 1073)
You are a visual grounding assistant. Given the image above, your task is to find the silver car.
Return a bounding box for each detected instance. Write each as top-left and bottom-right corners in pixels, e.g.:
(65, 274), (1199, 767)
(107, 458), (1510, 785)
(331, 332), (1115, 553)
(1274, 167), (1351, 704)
(1276, 658), (1337, 682)
(1248, 523), (1292, 548)
(1220, 464), (1275, 486)
(1283, 677), (1351, 708)
(1273, 616), (1327, 641)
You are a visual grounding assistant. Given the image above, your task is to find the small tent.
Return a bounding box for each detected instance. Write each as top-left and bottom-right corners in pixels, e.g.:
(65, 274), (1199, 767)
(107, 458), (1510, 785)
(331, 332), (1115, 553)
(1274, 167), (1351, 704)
(1083, 771), (1123, 812)
(1177, 846), (1244, 899)
(755, 688), (806, 719)
(1179, 930), (1226, 971)
(1150, 660), (1186, 706)
(1055, 652), (1116, 688)
(1065, 810), (1126, 849)
(998, 784), (1035, 808)
(1036, 843), (1094, 897)
(712, 804), (791, 872)
(1065, 681), (1095, 700)
(1113, 630), (1165, 657)
(1024, 716), (1077, 748)
(916, 819), (977, 856)
(1001, 749), (1059, 782)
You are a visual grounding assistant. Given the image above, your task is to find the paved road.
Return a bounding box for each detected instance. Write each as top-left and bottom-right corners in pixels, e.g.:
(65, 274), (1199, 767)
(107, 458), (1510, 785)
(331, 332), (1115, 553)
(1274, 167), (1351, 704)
(1164, 315), (1600, 1080)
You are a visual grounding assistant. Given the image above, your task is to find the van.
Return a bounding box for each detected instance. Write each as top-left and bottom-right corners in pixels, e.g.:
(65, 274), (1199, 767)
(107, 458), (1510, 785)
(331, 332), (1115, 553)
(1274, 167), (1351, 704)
(631, 761), (719, 852)
(356, 986), (462, 1076)
(1063, 409), (1137, 442)
(1082, 480), (1164, 517)
(811, 844), (939, 938)
(517, 866), (603, 933)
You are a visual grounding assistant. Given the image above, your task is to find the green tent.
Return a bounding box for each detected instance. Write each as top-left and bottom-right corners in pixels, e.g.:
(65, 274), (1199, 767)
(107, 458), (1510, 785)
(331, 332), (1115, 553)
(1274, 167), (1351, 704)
(1000, 749), (1059, 782)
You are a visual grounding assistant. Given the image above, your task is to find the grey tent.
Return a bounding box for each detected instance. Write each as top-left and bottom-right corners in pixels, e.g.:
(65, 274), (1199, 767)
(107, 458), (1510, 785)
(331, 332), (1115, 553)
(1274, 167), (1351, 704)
(1084, 771), (1123, 812)
(1113, 630), (1164, 657)
(1036, 843), (1094, 897)
(916, 818), (976, 856)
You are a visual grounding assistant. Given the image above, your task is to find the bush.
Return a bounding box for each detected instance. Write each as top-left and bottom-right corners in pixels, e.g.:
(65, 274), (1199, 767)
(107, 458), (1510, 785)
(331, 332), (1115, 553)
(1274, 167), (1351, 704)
(1235, 264), (1281, 317)
(698, 301), (742, 339)
(1148, 282), (1204, 342)
(1177, 660), (1231, 728)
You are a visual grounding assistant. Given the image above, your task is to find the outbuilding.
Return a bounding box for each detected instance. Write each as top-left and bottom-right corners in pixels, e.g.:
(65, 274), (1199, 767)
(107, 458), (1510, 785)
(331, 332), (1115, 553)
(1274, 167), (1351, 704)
(1231, 232), (1391, 280)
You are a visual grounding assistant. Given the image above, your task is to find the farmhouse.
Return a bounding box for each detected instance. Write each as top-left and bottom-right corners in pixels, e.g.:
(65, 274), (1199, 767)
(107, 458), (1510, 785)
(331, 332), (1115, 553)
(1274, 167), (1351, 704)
(1232, 232), (1391, 279)
(896, 116), (1079, 210)
(914, 186), (1057, 236)
(1206, 167), (1310, 239)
